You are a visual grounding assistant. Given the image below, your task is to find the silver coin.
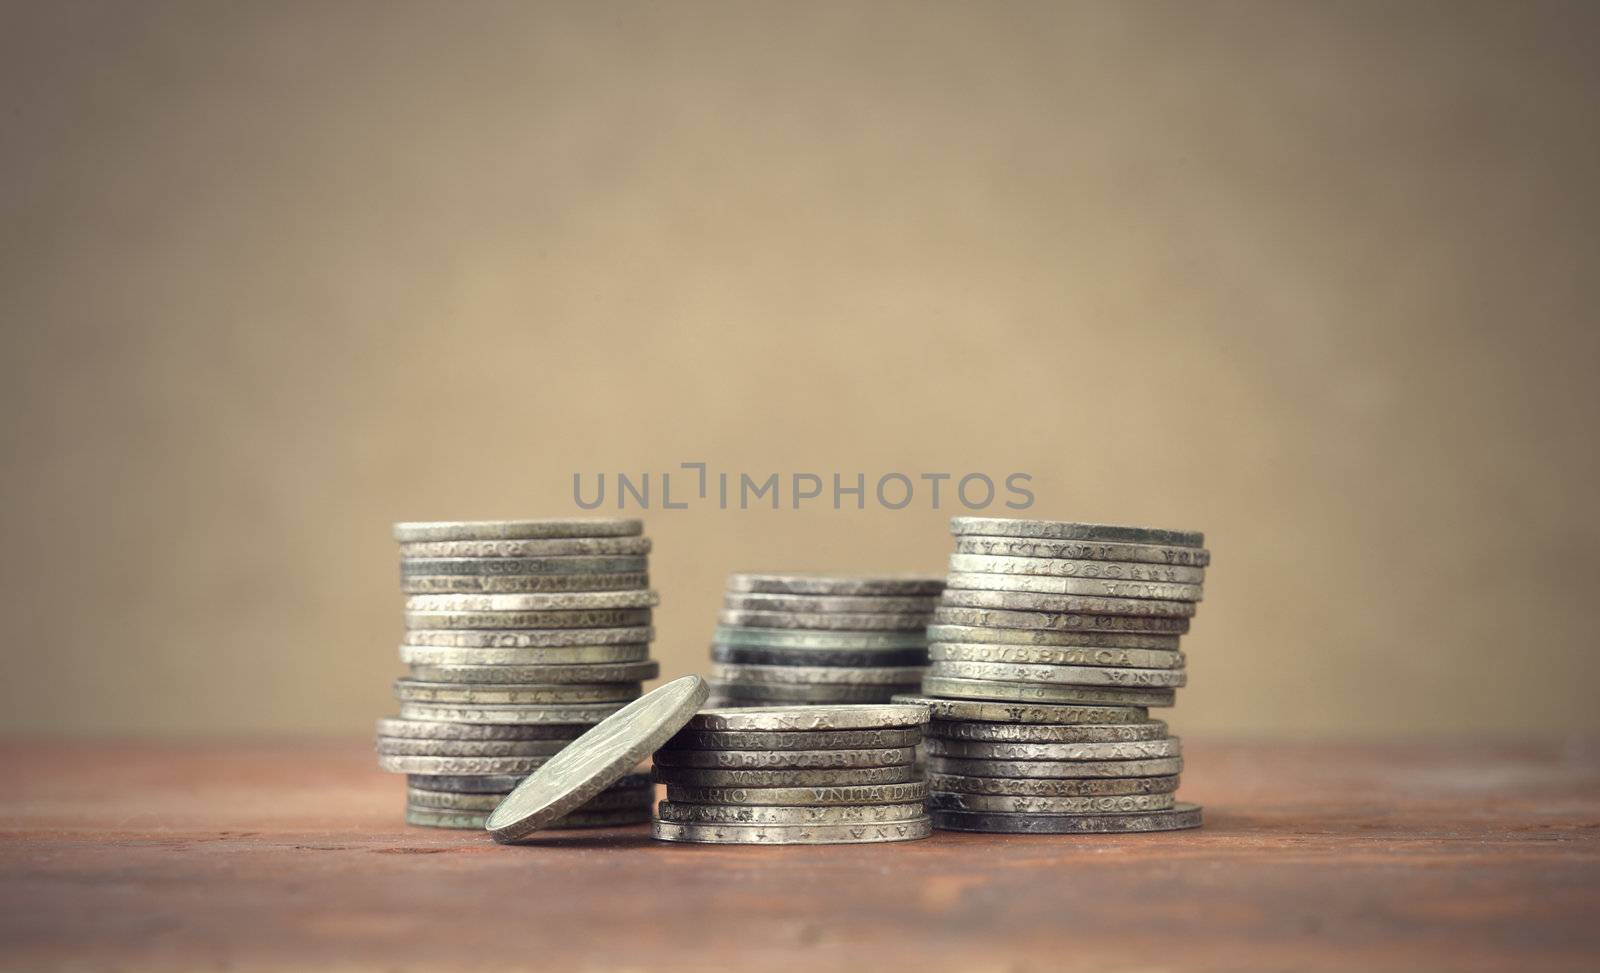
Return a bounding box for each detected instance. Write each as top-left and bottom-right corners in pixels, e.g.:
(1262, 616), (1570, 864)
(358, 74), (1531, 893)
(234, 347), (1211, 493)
(710, 663), (928, 687)
(949, 518), (1204, 548)
(381, 754), (552, 775)
(393, 679), (641, 705)
(718, 609), (932, 632)
(940, 589), (1196, 619)
(926, 719), (1167, 744)
(399, 644), (651, 666)
(705, 683), (922, 704)
(393, 519), (642, 542)
(652, 746), (917, 769)
(653, 817), (930, 844)
(401, 572), (650, 594)
(400, 537), (651, 558)
(927, 790), (1177, 814)
(656, 801), (927, 825)
(953, 536), (1210, 567)
(406, 774), (529, 792)
(920, 676), (1176, 708)
(944, 571), (1202, 602)
(405, 608), (653, 630)
(375, 717), (590, 741)
(926, 755), (1183, 779)
(926, 624), (1178, 651)
(486, 675), (709, 843)
(651, 764), (920, 788)
(930, 803), (1203, 834)
(405, 662), (659, 685)
(924, 737), (1181, 761)
(726, 574), (945, 596)
(376, 737), (570, 757)
(890, 694), (1147, 725)
(723, 593), (941, 614)
(401, 556), (649, 577)
(403, 627), (653, 648)
(404, 591), (658, 612)
(931, 607), (1189, 635)
(711, 645), (929, 668)
(713, 626), (928, 650)
(397, 701), (625, 725)
(662, 727), (923, 752)
(949, 553), (1205, 584)
(926, 772), (1181, 797)
(929, 641), (1182, 670)
(927, 660), (1187, 689)
(407, 805), (652, 831)
(685, 704), (930, 732)
(665, 781), (928, 806)
(407, 778), (653, 811)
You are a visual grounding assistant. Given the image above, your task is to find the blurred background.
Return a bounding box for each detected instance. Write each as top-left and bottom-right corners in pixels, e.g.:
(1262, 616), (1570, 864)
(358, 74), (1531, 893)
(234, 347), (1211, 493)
(2, 0), (1596, 740)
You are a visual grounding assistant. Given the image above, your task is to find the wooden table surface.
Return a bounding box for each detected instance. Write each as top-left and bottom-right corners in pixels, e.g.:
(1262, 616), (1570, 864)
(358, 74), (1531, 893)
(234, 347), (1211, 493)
(2, 738), (1597, 972)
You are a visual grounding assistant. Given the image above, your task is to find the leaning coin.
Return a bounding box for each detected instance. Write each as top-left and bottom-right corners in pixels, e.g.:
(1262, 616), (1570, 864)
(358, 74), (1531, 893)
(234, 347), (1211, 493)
(397, 701), (626, 725)
(723, 593), (941, 614)
(379, 754), (553, 775)
(924, 737), (1181, 761)
(652, 746), (917, 770)
(949, 518), (1204, 548)
(656, 802), (927, 825)
(401, 555), (649, 577)
(665, 782), (927, 806)
(925, 755), (1184, 779)
(926, 624), (1179, 651)
(652, 818), (931, 845)
(376, 737), (571, 757)
(953, 536), (1210, 567)
(926, 720), (1167, 744)
(940, 589), (1196, 619)
(403, 626), (653, 648)
(684, 704), (930, 732)
(376, 718), (589, 741)
(404, 591), (659, 612)
(927, 791), (1177, 814)
(710, 664), (929, 687)
(394, 519), (642, 542)
(405, 608), (653, 630)
(401, 572), (650, 594)
(711, 645), (930, 668)
(925, 772), (1181, 797)
(718, 609), (932, 632)
(919, 676), (1176, 708)
(406, 774), (529, 792)
(927, 660), (1188, 688)
(726, 574), (946, 596)
(400, 537), (651, 558)
(651, 765), (920, 788)
(662, 727), (923, 752)
(705, 683), (922, 704)
(944, 571), (1202, 602)
(949, 554), (1205, 584)
(405, 662), (660, 685)
(929, 641), (1182, 670)
(713, 626), (928, 650)
(931, 607), (1189, 635)
(931, 804), (1203, 834)
(400, 644), (652, 666)
(890, 694), (1147, 725)
(392, 680), (641, 705)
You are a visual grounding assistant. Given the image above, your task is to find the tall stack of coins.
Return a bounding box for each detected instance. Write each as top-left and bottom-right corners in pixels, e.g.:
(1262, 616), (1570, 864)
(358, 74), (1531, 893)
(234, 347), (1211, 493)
(376, 519), (660, 829)
(895, 517), (1208, 835)
(706, 574), (945, 707)
(651, 704), (932, 845)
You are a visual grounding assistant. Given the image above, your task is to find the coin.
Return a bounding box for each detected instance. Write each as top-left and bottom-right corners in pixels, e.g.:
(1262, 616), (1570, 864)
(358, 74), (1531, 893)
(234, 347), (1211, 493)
(380, 754), (553, 775)
(400, 537), (652, 558)
(401, 556), (649, 577)
(656, 802), (928, 825)
(705, 683), (922, 704)
(890, 694), (1147, 725)
(376, 737), (571, 757)
(925, 719), (1167, 743)
(392, 680), (642, 705)
(403, 627), (654, 648)
(397, 701), (626, 725)
(940, 589), (1197, 619)
(485, 675), (709, 843)
(407, 805), (653, 830)
(927, 660), (1188, 688)
(712, 626), (928, 650)
(920, 676), (1176, 707)
(407, 777), (653, 811)
(924, 737), (1181, 760)
(685, 704), (930, 732)
(710, 664), (928, 687)
(949, 554), (1205, 584)
(949, 518), (1204, 548)
(652, 818), (931, 844)
(925, 755), (1184, 779)
(928, 641), (1182, 669)
(726, 574), (946, 597)
(925, 624), (1179, 651)
(651, 765), (920, 788)
(925, 772), (1180, 797)
(930, 803), (1203, 833)
(407, 774), (528, 792)
(393, 519), (642, 542)
(401, 572), (651, 594)
(652, 746), (918, 769)
(953, 536), (1210, 567)
(405, 662), (660, 685)
(376, 718), (590, 741)
(718, 609), (933, 632)
(927, 791), (1177, 814)
(662, 727), (923, 751)
(932, 607), (1189, 635)
(405, 591), (658, 612)
(711, 645), (930, 668)
(944, 572), (1202, 602)
(400, 644), (652, 666)
(405, 608), (653, 630)
(723, 593), (941, 614)
(665, 781), (928, 806)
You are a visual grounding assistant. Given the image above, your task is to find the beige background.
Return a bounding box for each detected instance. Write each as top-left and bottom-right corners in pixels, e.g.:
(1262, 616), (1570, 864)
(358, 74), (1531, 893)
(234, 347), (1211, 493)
(2, 1), (1597, 739)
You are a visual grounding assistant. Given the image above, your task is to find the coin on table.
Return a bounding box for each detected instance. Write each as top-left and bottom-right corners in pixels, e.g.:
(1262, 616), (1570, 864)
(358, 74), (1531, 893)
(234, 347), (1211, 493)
(927, 791), (1177, 814)
(710, 663), (929, 687)
(376, 737), (571, 757)
(376, 718), (590, 741)
(405, 608), (654, 630)
(401, 556), (650, 577)
(932, 607), (1189, 636)
(652, 746), (917, 770)
(399, 537), (652, 558)
(408, 805), (653, 830)
(656, 801), (928, 825)
(925, 755), (1183, 779)
(924, 737), (1181, 761)
(403, 626), (654, 648)
(684, 704), (930, 733)
(949, 518), (1204, 548)
(919, 676), (1176, 708)
(925, 772), (1181, 797)
(662, 727), (924, 752)
(928, 641), (1182, 670)
(925, 719), (1167, 744)
(943, 571), (1203, 602)
(485, 675), (709, 843)
(723, 593), (941, 614)
(397, 701), (626, 725)
(952, 536), (1210, 567)
(404, 662), (660, 685)
(930, 803), (1203, 833)
(408, 778), (653, 812)
(926, 660), (1188, 688)
(718, 609), (932, 632)
(652, 818), (931, 845)
(664, 781), (928, 806)
(891, 694), (1147, 725)
(940, 589), (1197, 619)
(705, 684), (922, 704)
(712, 626), (929, 650)
(404, 591), (659, 612)
(401, 572), (651, 594)
(394, 519), (643, 542)
(399, 644), (652, 666)
(948, 553), (1206, 584)
(711, 645), (930, 668)
(392, 680), (642, 705)
(651, 764), (919, 788)
(926, 623), (1181, 650)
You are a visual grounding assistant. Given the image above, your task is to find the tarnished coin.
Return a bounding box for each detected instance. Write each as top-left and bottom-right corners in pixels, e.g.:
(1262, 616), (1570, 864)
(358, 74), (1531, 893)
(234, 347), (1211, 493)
(662, 727), (923, 751)
(704, 683), (922, 704)
(711, 645), (929, 668)
(713, 626), (928, 650)
(890, 694), (1147, 725)
(726, 574), (945, 597)
(652, 746), (917, 769)
(953, 536), (1210, 567)
(400, 644), (652, 666)
(927, 660), (1188, 689)
(376, 718), (590, 741)
(394, 519), (642, 542)
(723, 593), (940, 614)
(376, 737), (570, 757)
(926, 719), (1167, 744)
(407, 776), (653, 811)
(397, 701), (626, 725)
(685, 704), (930, 733)
(380, 754), (552, 775)
(405, 662), (659, 685)
(401, 572), (650, 594)
(931, 803), (1203, 834)
(656, 801), (927, 825)
(924, 737), (1181, 761)
(710, 664), (928, 687)
(665, 782), (927, 806)
(403, 627), (653, 648)
(926, 624), (1180, 651)
(920, 676), (1176, 708)
(401, 556), (649, 577)
(925, 755), (1184, 779)
(944, 571), (1202, 602)
(400, 537), (651, 558)
(949, 553), (1205, 584)
(927, 791), (1177, 814)
(950, 518), (1204, 548)
(718, 609), (932, 632)
(406, 774), (528, 792)
(393, 679), (641, 705)
(404, 591), (658, 612)
(405, 608), (653, 630)
(940, 589), (1196, 619)
(485, 675), (709, 843)
(653, 817), (931, 844)
(932, 607), (1189, 635)
(929, 641), (1182, 670)
(407, 805), (652, 830)
(651, 765), (919, 788)
(926, 772), (1181, 797)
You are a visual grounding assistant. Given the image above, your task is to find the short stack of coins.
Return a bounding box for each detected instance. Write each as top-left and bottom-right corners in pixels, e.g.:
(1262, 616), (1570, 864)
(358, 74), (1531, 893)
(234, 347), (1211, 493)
(651, 704), (933, 845)
(376, 518), (660, 829)
(895, 516), (1208, 835)
(707, 574), (946, 707)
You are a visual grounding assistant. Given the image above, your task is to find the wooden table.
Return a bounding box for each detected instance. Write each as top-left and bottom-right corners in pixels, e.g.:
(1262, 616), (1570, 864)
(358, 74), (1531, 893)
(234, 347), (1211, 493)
(2, 739), (1596, 971)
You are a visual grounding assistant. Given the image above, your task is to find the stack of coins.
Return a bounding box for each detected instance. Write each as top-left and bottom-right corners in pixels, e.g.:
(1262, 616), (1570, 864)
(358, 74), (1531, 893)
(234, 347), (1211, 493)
(376, 518), (660, 829)
(707, 574), (945, 707)
(651, 704), (933, 845)
(895, 516), (1208, 835)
